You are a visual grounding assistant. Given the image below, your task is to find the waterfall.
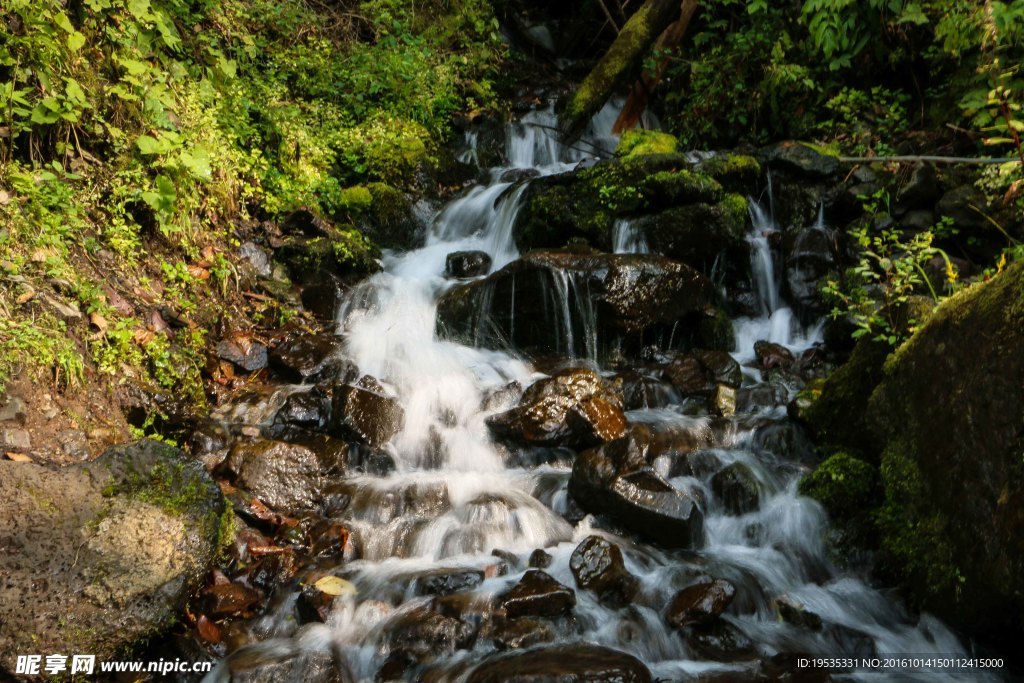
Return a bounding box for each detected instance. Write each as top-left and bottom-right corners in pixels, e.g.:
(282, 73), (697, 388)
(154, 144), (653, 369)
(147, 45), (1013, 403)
(203, 102), (991, 683)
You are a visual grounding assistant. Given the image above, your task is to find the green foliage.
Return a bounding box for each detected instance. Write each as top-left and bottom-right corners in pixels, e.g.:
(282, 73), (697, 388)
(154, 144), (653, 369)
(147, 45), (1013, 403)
(0, 0), (502, 398)
(819, 87), (910, 156)
(823, 191), (960, 345)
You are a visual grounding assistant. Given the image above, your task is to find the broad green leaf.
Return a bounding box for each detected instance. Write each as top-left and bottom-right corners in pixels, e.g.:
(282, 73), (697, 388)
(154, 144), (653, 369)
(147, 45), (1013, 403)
(136, 134), (166, 155)
(67, 31), (86, 52)
(178, 148), (212, 181)
(54, 11), (75, 33)
(118, 57), (149, 76)
(65, 78), (87, 105)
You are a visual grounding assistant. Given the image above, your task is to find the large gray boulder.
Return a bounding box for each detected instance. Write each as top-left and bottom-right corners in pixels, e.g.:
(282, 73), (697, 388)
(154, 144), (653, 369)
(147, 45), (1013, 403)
(0, 440), (226, 677)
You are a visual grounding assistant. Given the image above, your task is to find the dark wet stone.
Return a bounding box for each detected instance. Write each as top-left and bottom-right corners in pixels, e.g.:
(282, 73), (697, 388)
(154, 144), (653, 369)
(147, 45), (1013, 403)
(0, 440), (223, 670)
(330, 376), (405, 449)
(301, 273), (348, 322)
(759, 142), (840, 178)
(270, 334), (358, 384)
(569, 536), (639, 608)
(665, 579), (736, 628)
(385, 606), (475, 659)
(446, 250), (492, 279)
(528, 549), (553, 569)
(230, 651), (348, 683)
(754, 341), (795, 370)
(222, 439), (340, 511)
(686, 620), (757, 662)
(500, 167), (541, 184)
(500, 570), (576, 619)
(414, 569), (486, 597)
(272, 388), (332, 433)
(487, 368), (626, 449)
(491, 618), (555, 650)
(467, 643), (652, 683)
(437, 251), (715, 360)
(569, 434), (705, 549)
(774, 595), (823, 631)
(711, 462), (761, 515)
(216, 337), (269, 372)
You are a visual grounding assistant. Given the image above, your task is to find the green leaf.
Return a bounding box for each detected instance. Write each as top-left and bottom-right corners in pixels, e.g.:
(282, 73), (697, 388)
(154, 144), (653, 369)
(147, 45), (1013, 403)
(65, 78), (87, 105)
(136, 134), (166, 155)
(118, 57), (149, 76)
(53, 11), (75, 34)
(67, 31), (86, 52)
(178, 147), (212, 181)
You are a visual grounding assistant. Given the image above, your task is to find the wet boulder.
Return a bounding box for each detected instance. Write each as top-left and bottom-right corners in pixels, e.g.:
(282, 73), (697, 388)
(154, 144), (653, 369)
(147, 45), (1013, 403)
(221, 438), (347, 511)
(216, 335), (269, 372)
(499, 570), (576, 619)
(754, 340), (795, 370)
(414, 569), (486, 597)
(784, 225), (836, 321)
(513, 153), (725, 252)
(330, 375), (405, 448)
(437, 250), (716, 360)
(632, 196), (750, 269)
(300, 273), (348, 322)
(665, 579), (736, 628)
(685, 621), (757, 662)
(487, 367), (626, 448)
(384, 606), (475, 660)
(569, 536), (640, 608)
(759, 142), (840, 179)
(0, 440), (225, 675)
(467, 643), (652, 683)
(491, 618), (555, 650)
(710, 462), (762, 515)
(270, 334), (358, 384)
(568, 433), (705, 549)
(445, 250), (492, 279)
(661, 349), (742, 396)
(271, 388), (332, 433)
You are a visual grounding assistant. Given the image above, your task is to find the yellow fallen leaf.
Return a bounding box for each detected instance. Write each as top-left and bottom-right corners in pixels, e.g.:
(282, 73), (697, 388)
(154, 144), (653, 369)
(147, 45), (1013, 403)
(313, 576), (357, 597)
(5, 452), (33, 463)
(16, 289), (36, 305)
(89, 311), (108, 332)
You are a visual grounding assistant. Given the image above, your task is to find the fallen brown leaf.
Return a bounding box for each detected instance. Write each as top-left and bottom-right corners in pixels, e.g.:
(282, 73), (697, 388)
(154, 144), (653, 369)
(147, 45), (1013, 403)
(89, 312), (108, 332)
(196, 615), (222, 644)
(5, 452), (33, 463)
(15, 289), (36, 305)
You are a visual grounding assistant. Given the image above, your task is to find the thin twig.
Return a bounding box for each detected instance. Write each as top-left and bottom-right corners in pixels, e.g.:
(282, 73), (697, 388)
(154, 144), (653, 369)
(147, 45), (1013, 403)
(837, 155), (1019, 164)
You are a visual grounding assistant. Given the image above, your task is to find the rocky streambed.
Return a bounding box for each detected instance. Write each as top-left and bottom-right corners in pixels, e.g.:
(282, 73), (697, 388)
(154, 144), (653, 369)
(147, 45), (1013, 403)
(1, 103), (1014, 683)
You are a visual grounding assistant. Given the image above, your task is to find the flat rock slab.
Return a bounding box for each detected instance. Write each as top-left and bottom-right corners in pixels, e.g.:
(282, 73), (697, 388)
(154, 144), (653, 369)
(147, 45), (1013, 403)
(0, 440), (225, 677)
(467, 643), (652, 683)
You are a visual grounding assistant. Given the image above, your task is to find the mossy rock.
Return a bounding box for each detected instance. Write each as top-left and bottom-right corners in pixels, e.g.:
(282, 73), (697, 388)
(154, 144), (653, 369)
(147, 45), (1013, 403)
(867, 259), (1024, 648)
(695, 154), (762, 194)
(0, 440), (225, 670)
(275, 230), (381, 284)
(801, 338), (890, 458)
(800, 451), (879, 559)
(633, 193), (749, 270)
(513, 154), (728, 259)
(617, 129), (680, 157)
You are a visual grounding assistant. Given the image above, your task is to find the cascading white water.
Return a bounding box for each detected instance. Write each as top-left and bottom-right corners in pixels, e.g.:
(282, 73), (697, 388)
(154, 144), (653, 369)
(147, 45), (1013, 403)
(732, 175), (825, 364)
(612, 218), (649, 254)
(204, 103), (996, 683)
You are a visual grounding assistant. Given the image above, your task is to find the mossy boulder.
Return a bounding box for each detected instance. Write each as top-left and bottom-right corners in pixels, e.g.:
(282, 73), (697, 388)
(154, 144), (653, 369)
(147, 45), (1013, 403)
(353, 183), (424, 251)
(867, 259), (1024, 648)
(695, 154), (762, 194)
(617, 129), (680, 157)
(632, 193), (750, 269)
(799, 452), (879, 558)
(513, 155), (748, 272)
(800, 338), (890, 458)
(0, 440), (226, 674)
(275, 229), (381, 284)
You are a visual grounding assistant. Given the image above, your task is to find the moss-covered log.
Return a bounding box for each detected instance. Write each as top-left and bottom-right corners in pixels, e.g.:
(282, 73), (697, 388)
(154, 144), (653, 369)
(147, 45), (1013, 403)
(559, 0), (686, 141)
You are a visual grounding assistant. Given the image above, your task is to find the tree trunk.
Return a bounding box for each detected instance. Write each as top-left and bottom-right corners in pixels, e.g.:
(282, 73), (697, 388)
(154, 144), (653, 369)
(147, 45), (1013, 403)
(558, 0), (683, 142)
(613, 0), (698, 134)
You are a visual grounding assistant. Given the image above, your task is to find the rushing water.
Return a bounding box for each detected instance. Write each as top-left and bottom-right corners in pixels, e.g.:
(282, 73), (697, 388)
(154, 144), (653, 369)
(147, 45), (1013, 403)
(203, 104), (995, 683)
